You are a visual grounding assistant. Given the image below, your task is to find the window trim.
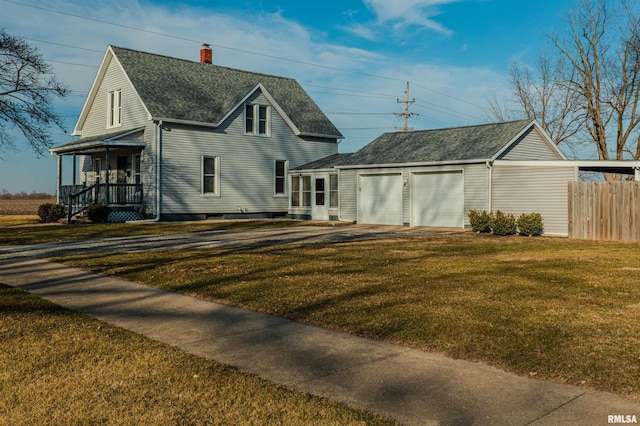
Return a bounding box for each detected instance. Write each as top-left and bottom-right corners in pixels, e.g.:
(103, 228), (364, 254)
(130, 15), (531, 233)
(245, 103), (270, 136)
(201, 155), (220, 196)
(107, 89), (122, 128)
(274, 160), (287, 197)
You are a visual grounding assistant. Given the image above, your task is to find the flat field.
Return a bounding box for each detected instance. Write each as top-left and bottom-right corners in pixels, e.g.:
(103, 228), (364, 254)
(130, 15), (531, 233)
(0, 198), (56, 215)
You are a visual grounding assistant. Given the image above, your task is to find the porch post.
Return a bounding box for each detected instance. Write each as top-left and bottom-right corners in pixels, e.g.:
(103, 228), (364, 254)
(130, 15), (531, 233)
(635, 167), (640, 182)
(105, 148), (110, 204)
(57, 155), (62, 204)
(72, 155), (77, 185)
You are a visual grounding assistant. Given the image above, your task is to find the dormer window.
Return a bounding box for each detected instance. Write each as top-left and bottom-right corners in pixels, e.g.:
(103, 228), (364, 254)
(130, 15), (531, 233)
(108, 89), (122, 127)
(245, 104), (269, 136)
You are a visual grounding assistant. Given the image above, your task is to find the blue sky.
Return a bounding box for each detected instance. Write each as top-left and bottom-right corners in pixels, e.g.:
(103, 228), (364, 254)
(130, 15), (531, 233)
(0, 0), (572, 193)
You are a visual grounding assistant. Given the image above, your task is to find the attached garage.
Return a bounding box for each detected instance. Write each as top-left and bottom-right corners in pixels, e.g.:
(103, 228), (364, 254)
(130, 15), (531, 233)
(358, 173), (403, 225)
(411, 171), (464, 227)
(292, 119), (632, 237)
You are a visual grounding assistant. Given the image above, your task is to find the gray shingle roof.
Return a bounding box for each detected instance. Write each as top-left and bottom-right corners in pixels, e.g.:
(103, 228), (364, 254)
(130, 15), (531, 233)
(338, 119), (533, 166)
(110, 46), (342, 138)
(294, 120), (534, 170)
(292, 153), (353, 170)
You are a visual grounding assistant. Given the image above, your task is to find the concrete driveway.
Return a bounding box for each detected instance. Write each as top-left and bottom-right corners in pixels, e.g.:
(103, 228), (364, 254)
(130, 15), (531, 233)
(0, 224), (461, 260)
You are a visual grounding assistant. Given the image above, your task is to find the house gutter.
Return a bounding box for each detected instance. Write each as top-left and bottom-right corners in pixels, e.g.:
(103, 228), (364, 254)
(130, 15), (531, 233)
(154, 120), (163, 221)
(486, 160), (493, 212)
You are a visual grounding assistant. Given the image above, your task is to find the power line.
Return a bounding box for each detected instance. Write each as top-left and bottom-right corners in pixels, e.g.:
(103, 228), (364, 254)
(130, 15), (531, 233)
(325, 112), (392, 115)
(3, 0), (484, 113)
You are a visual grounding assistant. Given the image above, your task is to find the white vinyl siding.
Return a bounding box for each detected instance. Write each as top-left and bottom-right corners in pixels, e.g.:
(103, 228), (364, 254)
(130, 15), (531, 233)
(80, 56), (148, 138)
(463, 164), (490, 226)
(500, 127), (563, 160)
(339, 170), (357, 222)
(492, 166), (576, 235)
(160, 92), (337, 215)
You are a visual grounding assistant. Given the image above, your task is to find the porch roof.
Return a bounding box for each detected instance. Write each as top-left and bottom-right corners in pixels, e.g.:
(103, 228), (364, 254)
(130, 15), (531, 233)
(50, 128), (145, 155)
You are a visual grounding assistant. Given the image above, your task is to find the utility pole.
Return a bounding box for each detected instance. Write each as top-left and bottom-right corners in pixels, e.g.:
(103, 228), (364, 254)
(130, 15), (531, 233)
(395, 82), (419, 131)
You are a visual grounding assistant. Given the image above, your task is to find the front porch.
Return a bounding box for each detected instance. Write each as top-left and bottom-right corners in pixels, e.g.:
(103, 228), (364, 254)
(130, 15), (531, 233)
(59, 183), (144, 221)
(50, 128), (147, 223)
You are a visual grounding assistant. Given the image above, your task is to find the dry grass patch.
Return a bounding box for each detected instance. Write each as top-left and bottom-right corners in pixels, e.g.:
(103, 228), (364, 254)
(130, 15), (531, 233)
(56, 233), (640, 400)
(0, 215), (41, 226)
(0, 284), (394, 425)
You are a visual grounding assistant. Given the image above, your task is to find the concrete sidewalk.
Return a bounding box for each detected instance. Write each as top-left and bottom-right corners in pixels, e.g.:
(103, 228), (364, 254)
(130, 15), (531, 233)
(1, 257), (638, 425)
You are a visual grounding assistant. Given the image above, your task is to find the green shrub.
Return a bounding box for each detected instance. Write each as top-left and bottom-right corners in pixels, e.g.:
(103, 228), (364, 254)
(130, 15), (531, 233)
(87, 203), (110, 223)
(37, 203), (66, 223)
(467, 209), (492, 233)
(489, 210), (517, 236)
(517, 212), (544, 236)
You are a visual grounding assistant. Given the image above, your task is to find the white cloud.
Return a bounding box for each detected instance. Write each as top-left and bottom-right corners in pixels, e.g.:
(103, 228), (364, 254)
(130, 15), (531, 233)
(0, 0), (510, 192)
(362, 0), (461, 35)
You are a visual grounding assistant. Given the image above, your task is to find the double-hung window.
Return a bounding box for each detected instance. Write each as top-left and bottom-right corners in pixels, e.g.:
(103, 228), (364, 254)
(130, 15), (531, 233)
(108, 89), (122, 127)
(275, 160), (286, 195)
(245, 104), (269, 135)
(202, 156), (218, 195)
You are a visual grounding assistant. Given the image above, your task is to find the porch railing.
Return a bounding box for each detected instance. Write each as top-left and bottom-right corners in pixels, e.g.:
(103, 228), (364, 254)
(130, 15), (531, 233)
(64, 183), (143, 223)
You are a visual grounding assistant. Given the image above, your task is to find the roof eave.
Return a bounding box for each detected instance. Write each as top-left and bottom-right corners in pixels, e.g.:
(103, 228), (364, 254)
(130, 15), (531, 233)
(336, 158), (489, 170)
(152, 117), (219, 128)
(298, 132), (343, 140)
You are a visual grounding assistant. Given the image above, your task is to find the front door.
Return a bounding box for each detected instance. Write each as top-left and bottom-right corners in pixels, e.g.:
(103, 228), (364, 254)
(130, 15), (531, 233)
(311, 175), (329, 220)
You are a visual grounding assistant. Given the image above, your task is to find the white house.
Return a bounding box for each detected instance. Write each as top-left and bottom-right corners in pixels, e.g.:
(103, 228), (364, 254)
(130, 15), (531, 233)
(50, 44), (342, 221)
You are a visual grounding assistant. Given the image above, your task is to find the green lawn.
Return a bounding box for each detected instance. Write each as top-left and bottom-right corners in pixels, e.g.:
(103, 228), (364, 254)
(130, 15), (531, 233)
(0, 284), (394, 425)
(54, 233), (640, 400)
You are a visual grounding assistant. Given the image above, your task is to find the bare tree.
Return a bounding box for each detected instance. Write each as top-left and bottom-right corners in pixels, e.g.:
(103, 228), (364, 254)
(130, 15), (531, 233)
(489, 0), (640, 179)
(488, 52), (585, 149)
(0, 28), (69, 157)
(552, 0), (640, 176)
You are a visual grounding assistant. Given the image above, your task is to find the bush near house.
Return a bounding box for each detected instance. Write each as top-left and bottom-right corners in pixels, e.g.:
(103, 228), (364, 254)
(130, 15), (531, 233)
(469, 210), (543, 236)
(517, 212), (544, 236)
(37, 203), (66, 223)
(87, 204), (110, 223)
(489, 211), (517, 236)
(467, 209), (492, 233)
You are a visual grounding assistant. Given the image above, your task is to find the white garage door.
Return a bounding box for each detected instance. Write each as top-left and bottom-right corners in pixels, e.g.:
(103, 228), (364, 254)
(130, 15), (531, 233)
(412, 171), (464, 227)
(358, 174), (403, 225)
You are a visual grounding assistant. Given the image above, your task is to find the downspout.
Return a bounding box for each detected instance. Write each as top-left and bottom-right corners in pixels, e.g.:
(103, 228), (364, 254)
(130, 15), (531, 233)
(486, 160), (493, 212)
(155, 120), (163, 221)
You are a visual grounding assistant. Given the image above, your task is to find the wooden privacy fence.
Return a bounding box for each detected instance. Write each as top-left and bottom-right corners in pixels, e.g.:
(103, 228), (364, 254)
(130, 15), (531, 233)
(568, 181), (640, 241)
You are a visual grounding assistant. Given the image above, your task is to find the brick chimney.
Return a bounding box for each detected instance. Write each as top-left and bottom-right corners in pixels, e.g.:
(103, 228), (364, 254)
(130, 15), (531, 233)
(200, 43), (212, 64)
